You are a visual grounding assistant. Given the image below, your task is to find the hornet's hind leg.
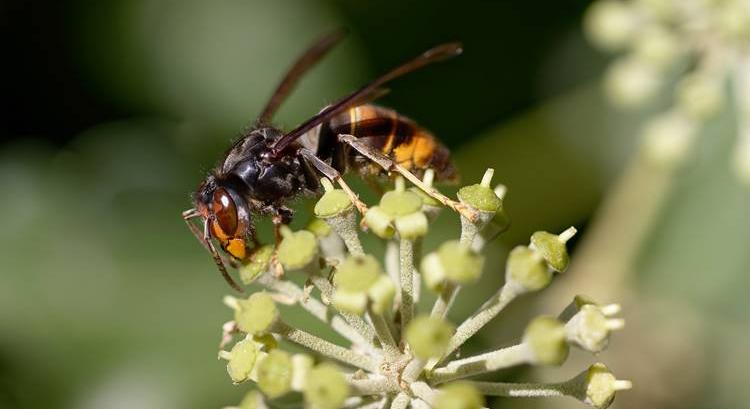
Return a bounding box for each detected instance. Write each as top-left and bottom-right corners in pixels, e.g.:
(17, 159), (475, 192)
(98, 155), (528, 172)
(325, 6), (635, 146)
(336, 134), (479, 222)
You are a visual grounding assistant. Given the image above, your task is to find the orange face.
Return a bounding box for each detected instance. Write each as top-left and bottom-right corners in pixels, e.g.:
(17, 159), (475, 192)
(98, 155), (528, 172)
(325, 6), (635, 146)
(208, 187), (248, 261)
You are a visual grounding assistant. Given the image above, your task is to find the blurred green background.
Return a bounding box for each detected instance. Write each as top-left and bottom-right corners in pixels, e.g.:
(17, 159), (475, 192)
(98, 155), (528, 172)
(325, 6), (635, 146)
(2, 1), (748, 408)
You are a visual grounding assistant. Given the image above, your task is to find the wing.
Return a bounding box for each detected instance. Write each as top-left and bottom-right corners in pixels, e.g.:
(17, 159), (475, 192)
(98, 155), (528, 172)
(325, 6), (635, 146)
(256, 29), (346, 126)
(270, 42), (463, 157)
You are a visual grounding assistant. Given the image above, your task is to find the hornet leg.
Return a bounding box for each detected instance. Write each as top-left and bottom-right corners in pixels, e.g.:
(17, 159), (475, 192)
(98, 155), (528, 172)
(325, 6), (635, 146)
(336, 134), (479, 222)
(298, 148), (369, 215)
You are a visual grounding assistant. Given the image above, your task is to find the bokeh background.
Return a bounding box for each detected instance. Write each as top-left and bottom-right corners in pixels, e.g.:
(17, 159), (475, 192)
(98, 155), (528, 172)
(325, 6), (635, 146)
(2, 0), (748, 408)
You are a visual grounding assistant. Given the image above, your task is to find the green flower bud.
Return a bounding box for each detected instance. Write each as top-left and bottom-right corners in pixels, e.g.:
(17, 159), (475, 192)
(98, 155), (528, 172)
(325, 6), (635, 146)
(523, 316), (569, 366)
(314, 178), (354, 218)
(277, 227), (319, 271)
(253, 333), (278, 350)
(256, 349), (293, 398)
(394, 211), (429, 240)
(367, 275), (396, 314)
(640, 112), (696, 167)
(380, 190), (422, 216)
(303, 363), (349, 409)
(332, 290), (368, 315)
(435, 382), (485, 409)
(236, 390), (265, 409)
(584, 0), (638, 51)
(632, 25), (680, 70)
(566, 304), (624, 353)
(239, 245), (274, 284)
(235, 292), (279, 335)
(363, 206), (395, 239)
(334, 255), (381, 292)
(605, 57), (661, 108)
(409, 186), (441, 208)
(405, 315), (455, 359)
(457, 169), (501, 213)
(529, 227), (576, 273)
(437, 241), (484, 284)
(577, 363), (632, 409)
(307, 218), (332, 237)
(222, 337), (259, 383)
(506, 246), (552, 292)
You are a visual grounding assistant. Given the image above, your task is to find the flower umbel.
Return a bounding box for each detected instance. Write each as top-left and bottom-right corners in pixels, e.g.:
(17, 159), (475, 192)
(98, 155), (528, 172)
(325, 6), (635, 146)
(584, 0), (750, 183)
(219, 169), (630, 409)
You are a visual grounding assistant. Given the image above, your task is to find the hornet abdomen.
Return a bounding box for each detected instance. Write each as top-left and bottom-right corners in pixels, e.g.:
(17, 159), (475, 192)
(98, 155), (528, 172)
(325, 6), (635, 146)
(314, 104), (457, 181)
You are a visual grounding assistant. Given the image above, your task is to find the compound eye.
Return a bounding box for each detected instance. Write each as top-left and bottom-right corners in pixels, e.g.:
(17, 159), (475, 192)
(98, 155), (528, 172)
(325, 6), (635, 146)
(212, 187), (238, 236)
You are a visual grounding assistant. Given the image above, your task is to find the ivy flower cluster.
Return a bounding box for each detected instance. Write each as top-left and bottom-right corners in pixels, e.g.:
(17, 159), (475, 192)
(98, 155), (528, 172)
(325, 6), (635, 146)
(584, 0), (750, 181)
(218, 169), (630, 409)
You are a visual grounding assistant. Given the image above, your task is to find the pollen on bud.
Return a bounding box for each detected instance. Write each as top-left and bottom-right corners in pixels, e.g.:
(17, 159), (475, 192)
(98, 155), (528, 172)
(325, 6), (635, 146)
(529, 227), (576, 273)
(506, 246), (552, 292)
(435, 382), (486, 409)
(235, 292), (279, 335)
(277, 227), (319, 271)
(577, 363), (632, 409)
(222, 336), (260, 383)
(523, 316), (569, 366)
(256, 349), (293, 398)
(239, 245), (274, 284)
(405, 315), (455, 359)
(457, 169), (502, 213)
(565, 304), (624, 353)
(303, 363), (350, 409)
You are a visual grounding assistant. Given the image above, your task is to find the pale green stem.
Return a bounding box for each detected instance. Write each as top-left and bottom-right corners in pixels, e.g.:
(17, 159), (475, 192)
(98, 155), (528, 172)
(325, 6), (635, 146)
(409, 381), (438, 405)
(428, 343), (529, 384)
(327, 211), (365, 257)
(275, 322), (378, 372)
(355, 397), (389, 409)
(401, 357), (426, 383)
(429, 283), (519, 369)
(348, 377), (401, 395)
(367, 306), (401, 359)
(399, 239), (415, 333)
(308, 274), (378, 349)
(256, 274), (375, 354)
(390, 393), (410, 409)
(385, 241), (400, 308)
(468, 381), (566, 398)
(410, 399), (431, 409)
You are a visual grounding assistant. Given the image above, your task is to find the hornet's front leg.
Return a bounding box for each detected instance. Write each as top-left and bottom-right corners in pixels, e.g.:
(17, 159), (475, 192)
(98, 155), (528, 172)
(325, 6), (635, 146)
(336, 134), (479, 222)
(298, 148), (369, 215)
